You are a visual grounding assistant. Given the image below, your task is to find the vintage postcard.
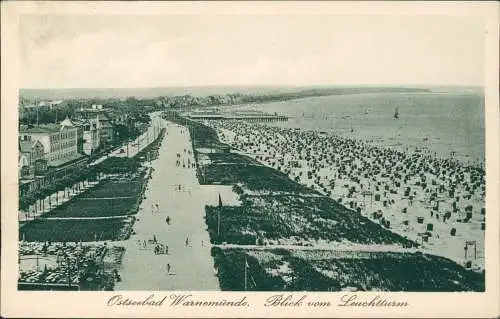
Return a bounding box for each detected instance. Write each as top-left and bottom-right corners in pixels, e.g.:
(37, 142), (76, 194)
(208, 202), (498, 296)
(1, 1), (499, 318)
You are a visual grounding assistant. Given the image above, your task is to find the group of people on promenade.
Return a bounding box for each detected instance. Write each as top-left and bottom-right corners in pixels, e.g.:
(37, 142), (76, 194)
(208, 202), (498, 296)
(138, 134), (199, 276)
(176, 150), (196, 169)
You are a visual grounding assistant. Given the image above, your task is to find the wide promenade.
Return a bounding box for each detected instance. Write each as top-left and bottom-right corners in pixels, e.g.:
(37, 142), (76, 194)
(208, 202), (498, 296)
(115, 122), (219, 290)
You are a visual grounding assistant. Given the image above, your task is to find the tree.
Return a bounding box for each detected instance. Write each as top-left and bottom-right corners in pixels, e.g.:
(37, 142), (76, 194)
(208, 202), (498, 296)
(19, 196), (29, 211)
(44, 184), (57, 208)
(32, 189), (44, 216)
(54, 180), (65, 205)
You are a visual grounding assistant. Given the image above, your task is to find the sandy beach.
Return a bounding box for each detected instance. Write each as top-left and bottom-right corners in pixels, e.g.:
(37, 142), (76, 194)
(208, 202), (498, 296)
(205, 120), (485, 270)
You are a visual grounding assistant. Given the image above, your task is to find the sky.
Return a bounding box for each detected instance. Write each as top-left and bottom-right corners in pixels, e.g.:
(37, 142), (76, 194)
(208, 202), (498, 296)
(19, 14), (485, 88)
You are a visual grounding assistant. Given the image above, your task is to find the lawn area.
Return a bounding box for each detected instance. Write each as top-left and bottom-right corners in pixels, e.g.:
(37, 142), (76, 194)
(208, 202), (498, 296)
(201, 163), (316, 194)
(205, 194), (417, 247)
(21, 171), (147, 241)
(168, 114), (317, 194)
(163, 113), (227, 149)
(78, 180), (144, 199)
(43, 197), (140, 218)
(43, 178), (145, 218)
(211, 247), (485, 291)
(205, 206), (290, 245)
(203, 152), (259, 165)
(19, 218), (133, 242)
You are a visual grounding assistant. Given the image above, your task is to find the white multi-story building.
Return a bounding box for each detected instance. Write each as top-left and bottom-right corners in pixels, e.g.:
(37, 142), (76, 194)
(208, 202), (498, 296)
(61, 116), (101, 155)
(74, 108), (114, 145)
(82, 116), (101, 155)
(18, 139), (46, 178)
(19, 121), (79, 167)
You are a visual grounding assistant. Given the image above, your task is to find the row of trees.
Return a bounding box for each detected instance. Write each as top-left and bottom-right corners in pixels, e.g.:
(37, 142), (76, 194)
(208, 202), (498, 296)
(20, 106), (74, 125)
(19, 155), (146, 217)
(19, 166), (102, 215)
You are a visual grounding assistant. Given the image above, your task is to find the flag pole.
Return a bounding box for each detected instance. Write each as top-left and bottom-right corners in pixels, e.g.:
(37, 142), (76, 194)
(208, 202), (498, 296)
(218, 193), (222, 238)
(217, 210), (220, 237)
(244, 257), (248, 291)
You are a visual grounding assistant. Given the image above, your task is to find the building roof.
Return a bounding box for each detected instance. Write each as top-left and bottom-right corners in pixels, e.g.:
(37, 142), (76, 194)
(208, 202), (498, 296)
(60, 116), (75, 127)
(19, 141), (34, 153)
(76, 109), (112, 121)
(20, 124), (61, 134)
(100, 121), (113, 128)
(71, 119), (86, 127)
(20, 124), (76, 134)
(19, 140), (44, 154)
(19, 154), (29, 166)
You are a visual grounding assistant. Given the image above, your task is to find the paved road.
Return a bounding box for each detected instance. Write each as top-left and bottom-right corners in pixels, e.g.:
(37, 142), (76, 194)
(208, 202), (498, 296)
(91, 112), (164, 165)
(115, 122), (219, 291)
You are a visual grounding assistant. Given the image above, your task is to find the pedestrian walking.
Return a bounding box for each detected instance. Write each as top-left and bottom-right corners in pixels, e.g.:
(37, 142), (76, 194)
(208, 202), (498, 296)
(167, 263), (171, 273)
(153, 235), (157, 243)
(185, 236), (189, 247)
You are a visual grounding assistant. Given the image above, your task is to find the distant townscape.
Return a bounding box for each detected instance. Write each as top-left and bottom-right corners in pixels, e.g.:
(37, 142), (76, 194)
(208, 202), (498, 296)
(17, 87), (485, 292)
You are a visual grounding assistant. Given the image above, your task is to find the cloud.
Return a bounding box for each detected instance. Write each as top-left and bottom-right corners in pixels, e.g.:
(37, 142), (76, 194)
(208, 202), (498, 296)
(19, 15), (485, 88)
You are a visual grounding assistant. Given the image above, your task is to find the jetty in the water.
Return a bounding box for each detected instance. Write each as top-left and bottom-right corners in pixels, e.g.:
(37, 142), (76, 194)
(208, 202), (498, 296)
(185, 109), (289, 122)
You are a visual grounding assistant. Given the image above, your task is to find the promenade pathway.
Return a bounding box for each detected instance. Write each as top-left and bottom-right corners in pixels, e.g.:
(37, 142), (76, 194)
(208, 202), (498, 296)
(90, 111), (164, 165)
(115, 122), (219, 291)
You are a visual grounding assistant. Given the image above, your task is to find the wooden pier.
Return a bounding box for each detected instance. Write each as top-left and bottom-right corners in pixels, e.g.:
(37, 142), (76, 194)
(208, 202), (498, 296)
(187, 114), (289, 122)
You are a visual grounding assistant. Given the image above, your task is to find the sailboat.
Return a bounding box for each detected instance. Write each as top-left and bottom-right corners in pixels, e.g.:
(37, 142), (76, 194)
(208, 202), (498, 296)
(393, 107), (399, 119)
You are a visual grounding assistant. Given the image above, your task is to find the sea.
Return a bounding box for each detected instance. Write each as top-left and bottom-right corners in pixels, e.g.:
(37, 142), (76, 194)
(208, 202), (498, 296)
(21, 86), (485, 164)
(223, 91), (485, 164)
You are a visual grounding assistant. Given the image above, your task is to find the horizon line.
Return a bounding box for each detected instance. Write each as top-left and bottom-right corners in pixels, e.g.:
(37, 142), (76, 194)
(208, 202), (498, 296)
(20, 84), (485, 90)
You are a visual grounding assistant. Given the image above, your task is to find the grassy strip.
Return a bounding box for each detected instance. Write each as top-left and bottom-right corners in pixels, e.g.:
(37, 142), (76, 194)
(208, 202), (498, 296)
(201, 162), (316, 193)
(205, 194), (416, 247)
(136, 128), (166, 160)
(201, 152), (260, 165)
(77, 180), (144, 199)
(43, 197), (139, 218)
(211, 247), (485, 291)
(19, 218), (131, 242)
(163, 112), (226, 150)
(211, 247), (286, 291)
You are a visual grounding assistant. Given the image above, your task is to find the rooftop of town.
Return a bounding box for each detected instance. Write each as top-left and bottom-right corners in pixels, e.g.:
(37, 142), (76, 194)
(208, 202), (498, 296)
(19, 124), (75, 134)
